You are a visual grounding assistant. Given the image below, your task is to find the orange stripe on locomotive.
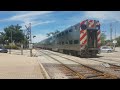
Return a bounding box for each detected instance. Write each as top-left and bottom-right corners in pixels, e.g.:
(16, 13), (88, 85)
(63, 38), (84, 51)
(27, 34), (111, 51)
(80, 19), (101, 49)
(80, 20), (87, 49)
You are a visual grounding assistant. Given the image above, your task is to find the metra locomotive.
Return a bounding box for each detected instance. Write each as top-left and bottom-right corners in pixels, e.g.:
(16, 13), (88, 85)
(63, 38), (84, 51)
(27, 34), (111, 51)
(38, 19), (101, 57)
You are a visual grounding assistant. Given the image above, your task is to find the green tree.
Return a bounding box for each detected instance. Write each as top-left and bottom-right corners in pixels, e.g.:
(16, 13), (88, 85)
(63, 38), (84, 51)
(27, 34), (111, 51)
(46, 30), (60, 37)
(3, 24), (25, 44)
(0, 32), (6, 46)
(115, 36), (120, 47)
(0, 24), (28, 48)
(101, 33), (106, 45)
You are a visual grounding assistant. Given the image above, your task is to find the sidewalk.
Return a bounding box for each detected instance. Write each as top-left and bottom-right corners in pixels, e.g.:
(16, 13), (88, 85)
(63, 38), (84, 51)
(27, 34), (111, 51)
(0, 53), (45, 79)
(8, 49), (37, 57)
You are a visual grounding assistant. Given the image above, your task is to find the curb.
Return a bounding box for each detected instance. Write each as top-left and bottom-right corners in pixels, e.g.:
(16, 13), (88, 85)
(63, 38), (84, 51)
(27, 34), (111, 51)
(37, 59), (51, 79)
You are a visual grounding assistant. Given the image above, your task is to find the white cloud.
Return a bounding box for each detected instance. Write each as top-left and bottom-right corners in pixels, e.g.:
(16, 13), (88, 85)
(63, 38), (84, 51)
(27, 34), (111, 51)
(2, 11), (53, 21)
(0, 11), (54, 28)
(84, 11), (120, 23)
(32, 34), (47, 43)
(21, 20), (55, 29)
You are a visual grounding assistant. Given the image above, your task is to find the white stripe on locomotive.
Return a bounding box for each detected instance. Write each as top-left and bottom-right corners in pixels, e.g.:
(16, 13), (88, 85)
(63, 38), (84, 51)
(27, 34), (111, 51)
(80, 30), (87, 49)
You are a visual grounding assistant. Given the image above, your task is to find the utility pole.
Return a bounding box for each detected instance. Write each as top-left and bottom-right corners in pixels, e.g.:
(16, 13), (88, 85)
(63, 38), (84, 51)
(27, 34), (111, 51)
(110, 23), (112, 47)
(113, 21), (118, 51)
(115, 24), (116, 39)
(110, 23), (112, 42)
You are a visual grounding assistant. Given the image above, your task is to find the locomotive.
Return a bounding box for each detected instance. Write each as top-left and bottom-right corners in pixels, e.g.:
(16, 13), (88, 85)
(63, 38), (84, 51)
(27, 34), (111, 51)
(38, 19), (101, 57)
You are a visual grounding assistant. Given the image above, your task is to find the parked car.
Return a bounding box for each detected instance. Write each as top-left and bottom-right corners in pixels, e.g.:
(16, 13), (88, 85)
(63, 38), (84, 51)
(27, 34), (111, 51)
(100, 46), (113, 53)
(0, 48), (8, 53)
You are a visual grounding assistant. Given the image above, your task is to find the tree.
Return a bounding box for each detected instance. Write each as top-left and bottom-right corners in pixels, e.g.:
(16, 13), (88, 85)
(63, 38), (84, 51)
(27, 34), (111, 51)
(46, 30), (60, 37)
(3, 24), (25, 44)
(101, 33), (106, 45)
(0, 32), (6, 46)
(0, 24), (28, 49)
(115, 36), (120, 47)
(54, 30), (60, 34)
(46, 33), (51, 37)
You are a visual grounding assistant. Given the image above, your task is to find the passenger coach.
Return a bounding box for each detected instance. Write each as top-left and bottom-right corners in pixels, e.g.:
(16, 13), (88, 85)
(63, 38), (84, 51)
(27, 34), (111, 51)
(39, 19), (101, 57)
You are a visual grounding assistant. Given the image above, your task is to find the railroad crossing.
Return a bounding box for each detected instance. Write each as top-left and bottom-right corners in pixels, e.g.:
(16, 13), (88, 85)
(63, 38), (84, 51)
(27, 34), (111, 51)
(0, 48), (120, 79)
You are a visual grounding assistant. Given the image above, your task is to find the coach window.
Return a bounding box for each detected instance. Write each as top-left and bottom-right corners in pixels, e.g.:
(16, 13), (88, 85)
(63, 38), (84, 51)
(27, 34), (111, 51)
(69, 40), (73, 44)
(59, 33), (61, 37)
(66, 41), (68, 44)
(62, 41), (64, 45)
(62, 32), (64, 36)
(69, 29), (72, 32)
(65, 30), (68, 34)
(72, 26), (75, 31)
(75, 25), (80, 31)
(74, 40), (79, 44)
(59, 42), (61, 45)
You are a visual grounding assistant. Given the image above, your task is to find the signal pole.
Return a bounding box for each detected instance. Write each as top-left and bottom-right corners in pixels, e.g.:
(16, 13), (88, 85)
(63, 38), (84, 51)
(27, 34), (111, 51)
(25, 23), (32, 57)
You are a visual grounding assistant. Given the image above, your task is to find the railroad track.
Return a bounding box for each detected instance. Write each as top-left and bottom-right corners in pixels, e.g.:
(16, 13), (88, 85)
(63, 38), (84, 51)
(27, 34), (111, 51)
(37, 50), (83, 79)
(38, 49), (118, 79)
(85, 58), (120, 71)
(95, 57), (120, 63)
(41, 49), (120, 72)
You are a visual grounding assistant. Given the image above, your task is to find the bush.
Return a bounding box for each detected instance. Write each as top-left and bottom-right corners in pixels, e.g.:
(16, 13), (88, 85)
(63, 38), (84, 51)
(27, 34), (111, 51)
(4, 45), (19, 49)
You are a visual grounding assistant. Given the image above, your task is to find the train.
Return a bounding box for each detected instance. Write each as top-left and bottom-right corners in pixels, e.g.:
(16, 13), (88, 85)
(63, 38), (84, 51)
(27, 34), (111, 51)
(37, 19), (101, 57)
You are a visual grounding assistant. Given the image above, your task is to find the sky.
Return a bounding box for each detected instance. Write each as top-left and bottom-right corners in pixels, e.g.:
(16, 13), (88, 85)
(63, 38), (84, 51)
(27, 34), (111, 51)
(0, 11), (120, 43)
